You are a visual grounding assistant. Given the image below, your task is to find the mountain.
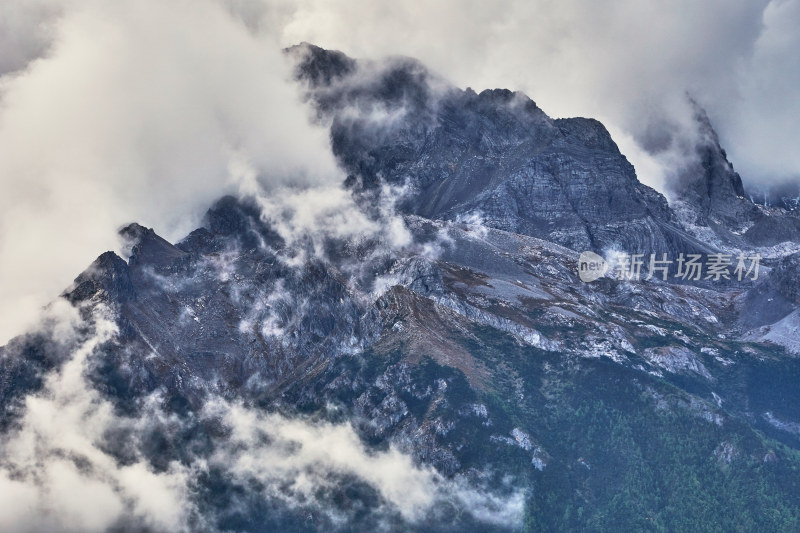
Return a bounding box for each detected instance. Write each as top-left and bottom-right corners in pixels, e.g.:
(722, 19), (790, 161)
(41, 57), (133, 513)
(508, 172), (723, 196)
(668, 102), (800, 250)
(290, 43), (702, 256)
(2, 45), (800, 532)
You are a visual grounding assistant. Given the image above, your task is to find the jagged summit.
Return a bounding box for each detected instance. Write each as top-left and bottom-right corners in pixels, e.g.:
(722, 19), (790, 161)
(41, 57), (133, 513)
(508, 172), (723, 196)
(673, 103), (758, 227)
(63, 250), (133, 304)
(120, 222), (188, 269)
(292, 44), (800, 256)
(286, 42), (356, 87)
(188, 195), (284, 252)
(632, 99), (800, 250)
(292, 44), (712, 256)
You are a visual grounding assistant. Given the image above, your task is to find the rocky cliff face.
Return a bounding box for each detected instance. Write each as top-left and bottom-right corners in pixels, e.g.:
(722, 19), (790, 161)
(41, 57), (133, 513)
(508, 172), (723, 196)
(676, 104), (755, 226)
(670, 103), (800, 249)
(2, 45), (800, 533)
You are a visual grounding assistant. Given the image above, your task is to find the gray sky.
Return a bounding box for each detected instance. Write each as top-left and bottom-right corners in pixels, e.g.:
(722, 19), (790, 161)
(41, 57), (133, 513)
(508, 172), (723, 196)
(0, 0), (798, 343)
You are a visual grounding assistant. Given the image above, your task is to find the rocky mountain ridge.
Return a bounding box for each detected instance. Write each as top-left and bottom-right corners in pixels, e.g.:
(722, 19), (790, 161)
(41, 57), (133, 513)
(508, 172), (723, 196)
(291, 43), (800, 259)
(1, 44), (799, 532)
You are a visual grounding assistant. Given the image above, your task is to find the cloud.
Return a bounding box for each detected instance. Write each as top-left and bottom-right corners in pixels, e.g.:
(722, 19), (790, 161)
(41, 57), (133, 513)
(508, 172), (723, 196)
(719, 0), (800, 184)
(0, 0), (340, 344)
(205, 399), (440, 521)
(278, 0), (798, 189)
(0, 302), (524, 531)
(0, 0), (64, 75)
(0, 306), (194, 532)
(203, 398), (526, 527)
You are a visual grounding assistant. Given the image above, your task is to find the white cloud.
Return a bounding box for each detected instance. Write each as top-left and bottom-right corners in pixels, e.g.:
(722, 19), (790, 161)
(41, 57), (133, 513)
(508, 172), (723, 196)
(0, 306), (194, 532)
(203, 398), (525, 527)
(207, 400), (438, 520)
(0, 0), (340, 344)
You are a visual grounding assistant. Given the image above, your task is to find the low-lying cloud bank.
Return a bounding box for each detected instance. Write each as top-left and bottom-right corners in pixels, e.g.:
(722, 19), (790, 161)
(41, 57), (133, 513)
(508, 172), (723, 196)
(0, 305), (194, 532)
(0, 307), (524, 532)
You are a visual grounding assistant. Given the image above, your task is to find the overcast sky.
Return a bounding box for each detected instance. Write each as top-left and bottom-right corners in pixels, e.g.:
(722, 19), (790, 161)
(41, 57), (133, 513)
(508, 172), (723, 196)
(0, 0), (798, 343)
